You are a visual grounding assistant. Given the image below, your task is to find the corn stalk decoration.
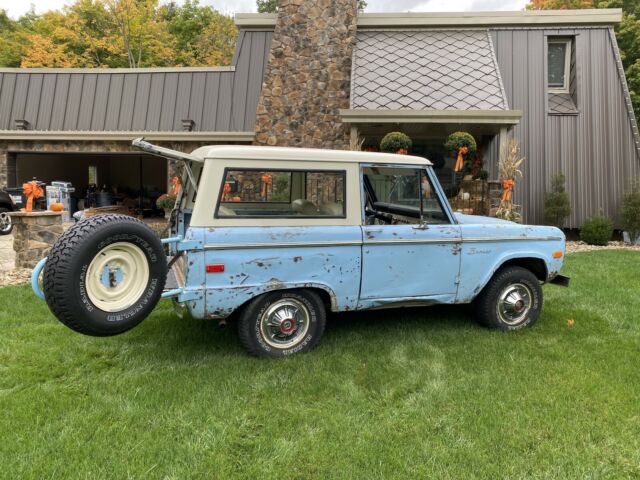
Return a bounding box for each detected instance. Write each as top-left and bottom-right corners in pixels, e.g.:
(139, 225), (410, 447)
(495, 139), (525, 222)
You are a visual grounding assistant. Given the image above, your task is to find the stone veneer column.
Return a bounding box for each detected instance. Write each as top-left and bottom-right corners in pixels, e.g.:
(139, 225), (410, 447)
(9, 212), (63, 269)
(254, 0), (358, 149)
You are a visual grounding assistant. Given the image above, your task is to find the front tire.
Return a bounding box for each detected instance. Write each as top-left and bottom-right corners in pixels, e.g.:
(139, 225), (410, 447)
(43, 214), (167, 337)
(474, 266), (542, 330)
(238, 290), (326, 357)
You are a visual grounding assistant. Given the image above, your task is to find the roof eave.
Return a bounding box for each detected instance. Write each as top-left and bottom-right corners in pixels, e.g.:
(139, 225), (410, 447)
(0, 131), (255, 142)
(340, 109), (523, 125)
(235, 9), (622, 29)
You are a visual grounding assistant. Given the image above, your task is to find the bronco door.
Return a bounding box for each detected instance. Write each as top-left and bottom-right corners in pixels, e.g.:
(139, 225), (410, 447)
(359, 165), (461, 305)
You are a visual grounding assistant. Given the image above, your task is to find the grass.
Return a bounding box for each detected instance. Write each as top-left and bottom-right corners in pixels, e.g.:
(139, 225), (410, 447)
(1, 250), (639, 479)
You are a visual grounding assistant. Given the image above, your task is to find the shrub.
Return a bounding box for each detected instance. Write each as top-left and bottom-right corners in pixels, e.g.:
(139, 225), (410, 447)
(621, 178), (640, 243)
(380, 132), (412, 153)
(444, 132), (477, 172)
(156, 193), (177, 210)
(543, 173), (571, 229)
(580, 214), (613, 246)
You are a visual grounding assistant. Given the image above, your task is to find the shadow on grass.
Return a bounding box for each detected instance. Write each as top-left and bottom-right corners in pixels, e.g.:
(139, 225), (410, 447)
(121, 302), (480, 364)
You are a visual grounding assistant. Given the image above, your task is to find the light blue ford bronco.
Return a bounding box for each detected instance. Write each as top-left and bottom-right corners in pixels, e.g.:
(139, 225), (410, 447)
(33, 140), (569, 357)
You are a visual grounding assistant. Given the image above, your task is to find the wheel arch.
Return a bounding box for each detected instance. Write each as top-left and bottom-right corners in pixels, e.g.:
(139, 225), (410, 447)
(228, 282), (339, 319)
(467, 254), (549, 303)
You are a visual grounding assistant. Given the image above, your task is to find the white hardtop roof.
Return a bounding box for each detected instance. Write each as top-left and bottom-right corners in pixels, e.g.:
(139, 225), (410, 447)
(191, 145), (433, 166)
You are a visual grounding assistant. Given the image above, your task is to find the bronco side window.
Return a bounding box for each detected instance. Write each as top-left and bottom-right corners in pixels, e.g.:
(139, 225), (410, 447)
(215, 168), (346, 218)
(363, 166), (449, 225)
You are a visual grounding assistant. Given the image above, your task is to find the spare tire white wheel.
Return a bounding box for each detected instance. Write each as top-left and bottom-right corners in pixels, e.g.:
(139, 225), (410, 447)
(43, 214), (167, 336)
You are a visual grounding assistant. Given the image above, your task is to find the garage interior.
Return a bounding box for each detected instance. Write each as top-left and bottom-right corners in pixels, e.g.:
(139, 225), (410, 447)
(8, 152), (168, 216)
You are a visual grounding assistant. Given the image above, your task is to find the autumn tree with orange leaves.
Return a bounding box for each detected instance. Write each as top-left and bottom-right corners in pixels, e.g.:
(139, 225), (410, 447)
(0, 0), (237, 68)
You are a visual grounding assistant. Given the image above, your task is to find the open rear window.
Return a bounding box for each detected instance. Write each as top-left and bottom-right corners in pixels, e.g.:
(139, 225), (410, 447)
(215, 168), (346, 218)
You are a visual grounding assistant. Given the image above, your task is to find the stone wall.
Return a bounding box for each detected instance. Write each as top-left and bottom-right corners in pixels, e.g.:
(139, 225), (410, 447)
(254, 0), (358, 149)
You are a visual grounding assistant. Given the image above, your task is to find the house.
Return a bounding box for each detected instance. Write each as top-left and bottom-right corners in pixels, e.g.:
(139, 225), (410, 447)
(0, 4), (638, 228)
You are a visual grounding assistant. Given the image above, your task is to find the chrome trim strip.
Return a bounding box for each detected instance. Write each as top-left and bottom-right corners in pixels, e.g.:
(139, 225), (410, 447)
(203, 236), (561, 250)
(204, 241), (362, 250)
(461, 236), (563, 243)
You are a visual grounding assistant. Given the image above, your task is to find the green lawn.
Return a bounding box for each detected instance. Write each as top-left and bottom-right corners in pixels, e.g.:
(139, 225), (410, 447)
(1, 251), (639, 479)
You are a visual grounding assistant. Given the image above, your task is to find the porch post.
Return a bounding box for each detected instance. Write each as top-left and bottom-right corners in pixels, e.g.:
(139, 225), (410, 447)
(349, 125), (359, 151)
(498, 126), (509, 159)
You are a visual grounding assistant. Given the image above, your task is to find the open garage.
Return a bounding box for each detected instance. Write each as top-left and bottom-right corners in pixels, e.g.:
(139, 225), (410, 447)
(10, 152), (168, 216)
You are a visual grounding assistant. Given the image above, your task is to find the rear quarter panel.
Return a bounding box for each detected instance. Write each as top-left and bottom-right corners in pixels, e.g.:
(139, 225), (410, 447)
(184, 226), (363, 319)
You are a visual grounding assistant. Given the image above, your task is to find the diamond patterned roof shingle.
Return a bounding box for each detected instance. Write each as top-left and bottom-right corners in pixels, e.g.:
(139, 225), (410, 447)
(351, 30), (509, 111)
(548, 93), (578, 114)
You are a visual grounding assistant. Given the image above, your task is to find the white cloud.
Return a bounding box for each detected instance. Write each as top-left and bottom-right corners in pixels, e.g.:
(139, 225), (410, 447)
(0, 0), (529, 18)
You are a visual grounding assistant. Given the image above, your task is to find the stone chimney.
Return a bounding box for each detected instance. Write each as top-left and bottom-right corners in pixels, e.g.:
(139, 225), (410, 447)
(254, 0), (358, 150)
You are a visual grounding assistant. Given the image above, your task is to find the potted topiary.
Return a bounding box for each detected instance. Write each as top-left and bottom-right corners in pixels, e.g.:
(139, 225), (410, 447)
(156, 193), (177, 219)
(380, 132), (412, 154)
(444, 132), (477, 176)
(543, 173), (571, 229)
(621, 178), (640, 245)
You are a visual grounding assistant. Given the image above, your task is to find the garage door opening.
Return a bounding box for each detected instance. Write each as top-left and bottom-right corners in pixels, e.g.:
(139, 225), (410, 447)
(11, 152), (168, 217)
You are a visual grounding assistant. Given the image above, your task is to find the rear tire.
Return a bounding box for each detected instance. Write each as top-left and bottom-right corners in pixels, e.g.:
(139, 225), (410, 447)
(474, 266), (542, 330)
(238, 290), (326, 358)
(43, 214), (167, 337)
(0, 208), (12, 235)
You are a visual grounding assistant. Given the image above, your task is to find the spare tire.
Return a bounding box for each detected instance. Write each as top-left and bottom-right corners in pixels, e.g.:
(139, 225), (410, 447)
(43, 214), (167, 337)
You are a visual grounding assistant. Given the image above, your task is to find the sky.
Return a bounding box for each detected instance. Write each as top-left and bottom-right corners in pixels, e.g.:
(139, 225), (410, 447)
(0, 0), (529, 19)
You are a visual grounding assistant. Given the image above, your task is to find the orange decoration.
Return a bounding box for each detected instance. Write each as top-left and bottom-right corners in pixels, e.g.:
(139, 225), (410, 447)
(396, 148), (408, 155)
(170, 176), (181, 196)
(50, 203), (64, 212)
(501, 179), (515, 202)
(222, 182), (232, 202)
(232, 196), (242, 202)
(22, 181), (44, 212)
(454, 146), (469, 173)
(261, 174), (272, 199)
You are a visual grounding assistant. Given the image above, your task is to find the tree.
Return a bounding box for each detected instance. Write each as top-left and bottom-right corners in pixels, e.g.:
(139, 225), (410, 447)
(257, 0), (368, 13)
(544, 173), (571, 228)
(527, 0), (640, 120)
(160, 0), (237, 66)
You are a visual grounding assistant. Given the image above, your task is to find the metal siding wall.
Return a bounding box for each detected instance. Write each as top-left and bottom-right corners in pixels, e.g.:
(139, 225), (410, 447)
(493, 27), (640, 228)
(0, 30), (271, 135)
(77, 75), (97, 131)
(202, 72), (220, 131)
(0, 73), (16, 130)
(175, 72), (193, 131)
(51, 74), (71, 131)
(131, 73), (151, 131)
(119, 74), (138, 130)
(64, 74), (84, 130)
(189, 72), (206, 130)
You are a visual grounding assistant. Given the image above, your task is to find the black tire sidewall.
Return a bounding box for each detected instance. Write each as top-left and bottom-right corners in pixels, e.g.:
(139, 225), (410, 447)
(477, 267), (542, 331)
(240, 290), (325, 357)
(45, 218), (166, 336)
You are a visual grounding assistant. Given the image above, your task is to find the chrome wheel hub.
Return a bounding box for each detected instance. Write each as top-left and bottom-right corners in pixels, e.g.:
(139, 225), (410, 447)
(260, 298), (310, 349)
(0, 212), (11, 233)
(497, 283), (533, 325)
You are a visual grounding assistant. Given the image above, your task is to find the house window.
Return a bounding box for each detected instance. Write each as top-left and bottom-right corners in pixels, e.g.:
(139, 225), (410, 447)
(548, 39), (572, 93)
(216, 168), (346, 218)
